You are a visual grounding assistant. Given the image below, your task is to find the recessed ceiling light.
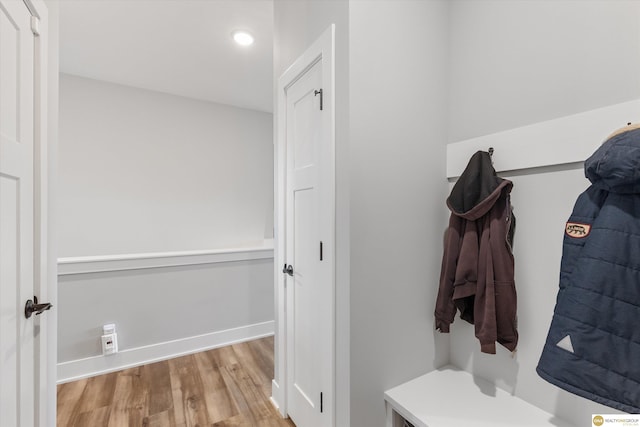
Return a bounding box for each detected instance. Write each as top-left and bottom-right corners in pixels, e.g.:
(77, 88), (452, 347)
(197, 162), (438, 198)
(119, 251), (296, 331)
(232, 30), (254, 47)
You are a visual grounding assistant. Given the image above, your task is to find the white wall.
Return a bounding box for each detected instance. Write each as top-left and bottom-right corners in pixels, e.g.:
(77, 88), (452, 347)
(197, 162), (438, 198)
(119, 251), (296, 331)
(275, 2), (640, 426)
(57, 73), (275, 381)
(58, 73), (274, 257)
(57, 258), (273, 363)
(447, 2), (640, 425)
(274, 2), (449, 426)
(57, 254), (274, 382)
(449, 0), (640, 142)
(348, 2), (449, 427)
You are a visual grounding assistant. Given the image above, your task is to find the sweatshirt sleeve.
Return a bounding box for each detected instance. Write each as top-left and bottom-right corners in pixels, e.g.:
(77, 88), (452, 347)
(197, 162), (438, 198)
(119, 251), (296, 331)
(435, 215), (461, 332)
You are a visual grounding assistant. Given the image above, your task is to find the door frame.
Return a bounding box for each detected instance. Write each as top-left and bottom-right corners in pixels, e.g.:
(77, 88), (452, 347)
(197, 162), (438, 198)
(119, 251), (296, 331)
(23, 0), (56, 425)
(273, 25), (335, 425)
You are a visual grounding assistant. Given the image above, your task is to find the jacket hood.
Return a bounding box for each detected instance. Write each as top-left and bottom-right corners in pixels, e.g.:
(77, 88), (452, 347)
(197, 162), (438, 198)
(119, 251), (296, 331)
(447, 150), (512, 221)
(586, 127), (640, 194)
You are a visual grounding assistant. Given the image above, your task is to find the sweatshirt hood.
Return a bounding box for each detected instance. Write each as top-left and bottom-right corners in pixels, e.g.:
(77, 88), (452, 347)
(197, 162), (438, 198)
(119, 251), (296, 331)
(585, 127), (640, 194)
(447, 150), (512, 221)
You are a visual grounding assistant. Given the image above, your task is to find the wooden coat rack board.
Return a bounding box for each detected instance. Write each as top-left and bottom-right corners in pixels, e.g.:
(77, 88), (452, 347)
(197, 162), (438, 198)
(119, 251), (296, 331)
(446, 99), (640, 179)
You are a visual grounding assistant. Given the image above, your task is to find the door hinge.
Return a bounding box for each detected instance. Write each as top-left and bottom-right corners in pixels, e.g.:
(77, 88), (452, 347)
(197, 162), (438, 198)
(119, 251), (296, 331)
(30, 16), (40, 36)
(320, 241), (323, 261)
(314, 89), (323, 111)
(320, 392), (323, 413)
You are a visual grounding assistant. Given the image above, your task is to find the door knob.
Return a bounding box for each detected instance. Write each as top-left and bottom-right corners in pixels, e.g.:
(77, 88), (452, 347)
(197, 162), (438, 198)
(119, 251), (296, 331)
(25, 296), (52, 319)
(282, 264), (294, 276)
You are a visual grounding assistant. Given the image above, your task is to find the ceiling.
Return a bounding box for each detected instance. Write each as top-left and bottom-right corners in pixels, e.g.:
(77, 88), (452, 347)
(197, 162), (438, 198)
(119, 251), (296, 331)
(59, 0), (274, 113)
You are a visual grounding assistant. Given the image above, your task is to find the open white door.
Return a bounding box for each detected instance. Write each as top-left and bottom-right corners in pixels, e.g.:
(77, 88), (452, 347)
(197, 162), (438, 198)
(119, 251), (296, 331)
(0, 1), (52, 425)
(275, 25), (335, 427)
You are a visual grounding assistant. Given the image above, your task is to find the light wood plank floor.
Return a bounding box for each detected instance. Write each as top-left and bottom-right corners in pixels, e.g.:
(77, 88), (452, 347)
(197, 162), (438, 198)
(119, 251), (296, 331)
(57, 336), (295, 427)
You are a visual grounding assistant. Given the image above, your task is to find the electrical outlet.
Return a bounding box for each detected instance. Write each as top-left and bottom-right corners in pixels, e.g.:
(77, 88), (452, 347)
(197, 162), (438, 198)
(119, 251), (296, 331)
(102, 324), (118, 355)
(101, 334), (117, 355)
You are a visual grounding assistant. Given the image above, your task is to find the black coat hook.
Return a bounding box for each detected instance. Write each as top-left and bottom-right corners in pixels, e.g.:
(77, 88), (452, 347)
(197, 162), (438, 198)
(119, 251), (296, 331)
(488, 147), (494, 157)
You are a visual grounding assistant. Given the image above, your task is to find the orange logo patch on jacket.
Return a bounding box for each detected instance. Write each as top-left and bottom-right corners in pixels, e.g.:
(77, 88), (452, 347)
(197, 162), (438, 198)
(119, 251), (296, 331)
(566, 222), (591, 238)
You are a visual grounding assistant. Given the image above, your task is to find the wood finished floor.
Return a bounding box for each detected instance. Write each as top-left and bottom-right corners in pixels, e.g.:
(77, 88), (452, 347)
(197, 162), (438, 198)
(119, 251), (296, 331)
(57, 336), (295, 427)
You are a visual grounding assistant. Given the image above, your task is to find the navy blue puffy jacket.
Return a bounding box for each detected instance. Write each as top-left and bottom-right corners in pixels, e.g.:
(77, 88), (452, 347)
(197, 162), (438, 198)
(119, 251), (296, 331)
(537, 127), (640, 413)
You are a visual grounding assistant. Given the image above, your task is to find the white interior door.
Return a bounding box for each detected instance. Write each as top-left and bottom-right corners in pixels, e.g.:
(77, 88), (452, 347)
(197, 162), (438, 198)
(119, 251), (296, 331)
(0, 1), (46, 425)
(283, 42), (334, 426)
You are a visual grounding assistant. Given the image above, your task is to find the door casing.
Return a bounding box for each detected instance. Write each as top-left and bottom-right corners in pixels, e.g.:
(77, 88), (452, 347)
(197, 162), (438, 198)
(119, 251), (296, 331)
(29, 1), (56, 425)
(3, 1), (54, 425)
(273, 24), (336, 426)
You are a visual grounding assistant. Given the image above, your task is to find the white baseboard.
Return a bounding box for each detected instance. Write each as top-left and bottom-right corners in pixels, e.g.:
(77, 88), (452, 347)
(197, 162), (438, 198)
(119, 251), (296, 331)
(57, 320), (275, 384)
(271, 379), (286, 417)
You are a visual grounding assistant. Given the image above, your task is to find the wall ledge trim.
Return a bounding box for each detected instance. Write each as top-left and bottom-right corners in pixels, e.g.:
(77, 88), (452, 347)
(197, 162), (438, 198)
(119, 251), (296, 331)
(57, 320), (275, 384)
(58, 241), (274, 275)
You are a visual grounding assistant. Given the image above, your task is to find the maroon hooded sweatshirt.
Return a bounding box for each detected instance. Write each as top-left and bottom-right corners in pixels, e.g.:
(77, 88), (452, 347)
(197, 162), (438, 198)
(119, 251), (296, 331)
(435, 150), (518, 354)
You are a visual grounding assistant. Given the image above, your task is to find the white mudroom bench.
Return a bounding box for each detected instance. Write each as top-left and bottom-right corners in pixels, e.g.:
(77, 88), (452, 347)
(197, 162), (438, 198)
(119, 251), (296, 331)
(384, 366), (575, 427)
